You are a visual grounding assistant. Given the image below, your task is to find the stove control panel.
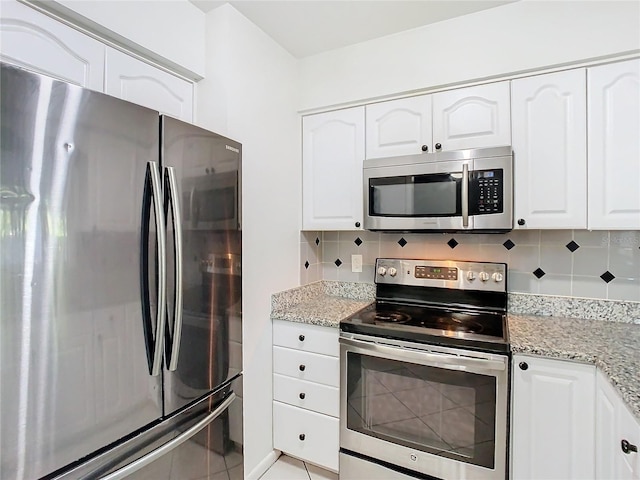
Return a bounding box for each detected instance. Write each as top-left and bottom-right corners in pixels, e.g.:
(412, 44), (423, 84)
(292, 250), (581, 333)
(415, 266), (458, 280)
(375, 258), (507, 293)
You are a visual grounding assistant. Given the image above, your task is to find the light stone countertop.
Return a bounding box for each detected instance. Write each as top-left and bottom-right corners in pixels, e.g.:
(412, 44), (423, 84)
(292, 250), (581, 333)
(271, 281), (640, 420)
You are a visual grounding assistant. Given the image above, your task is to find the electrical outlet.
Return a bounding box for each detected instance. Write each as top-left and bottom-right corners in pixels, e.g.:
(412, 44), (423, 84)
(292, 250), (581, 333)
(352, 254), (363, 273)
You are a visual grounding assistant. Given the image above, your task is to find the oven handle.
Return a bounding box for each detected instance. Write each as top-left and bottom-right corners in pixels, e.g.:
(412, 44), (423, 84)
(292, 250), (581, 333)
(340, 336), (506, 373)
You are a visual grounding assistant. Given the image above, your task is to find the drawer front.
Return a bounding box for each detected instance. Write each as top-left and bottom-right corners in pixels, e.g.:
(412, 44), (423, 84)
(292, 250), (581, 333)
(273, 401), (339, 472)
(273, 373), (339, 417)
(273, 346), (339, 387)
(273, 320), (339, 357)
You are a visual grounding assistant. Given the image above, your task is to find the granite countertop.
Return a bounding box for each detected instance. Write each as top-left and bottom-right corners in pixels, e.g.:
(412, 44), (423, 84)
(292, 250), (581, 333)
(271, 281), (640, 420)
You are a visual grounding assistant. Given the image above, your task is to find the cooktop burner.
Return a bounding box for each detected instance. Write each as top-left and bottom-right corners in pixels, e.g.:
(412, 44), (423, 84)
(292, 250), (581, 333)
(339, 259), (510, 353)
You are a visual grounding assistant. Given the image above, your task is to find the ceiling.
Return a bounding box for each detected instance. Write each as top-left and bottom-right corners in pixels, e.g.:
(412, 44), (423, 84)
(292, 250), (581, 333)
(190, 1), (516, 58)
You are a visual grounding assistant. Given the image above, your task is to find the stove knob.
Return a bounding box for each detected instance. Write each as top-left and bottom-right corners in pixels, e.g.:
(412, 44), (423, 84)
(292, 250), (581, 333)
(479, 271), (490, 282)
(377, 267), (387, 276)
(492, 272), (504, 282)
(388, 267), (398, 277)
(466, 271), (477, 281)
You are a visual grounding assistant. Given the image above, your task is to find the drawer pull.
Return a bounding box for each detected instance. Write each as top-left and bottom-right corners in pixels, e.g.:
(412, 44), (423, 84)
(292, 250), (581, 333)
(299, 434), (305, 441)
(298, 334), (305, 341)
(621, 439), (638, 454)
(299, 364), (306, 371)
(299, 392), (305, 399)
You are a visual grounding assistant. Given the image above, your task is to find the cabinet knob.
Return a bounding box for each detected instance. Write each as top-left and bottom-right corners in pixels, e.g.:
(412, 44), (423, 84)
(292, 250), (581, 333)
(519, 362), (529, 371)
(435, 143), (442, 150)
(355, 221), (361, 228)
(299, 392), (306, 399)
(299, 364), (306, 371)
(421, 145), (428, 152)
(299, 434), (306, 441)
(621, 439), (638, 454)
(517, 218), (526, 226)
(298, 334), (305, 341)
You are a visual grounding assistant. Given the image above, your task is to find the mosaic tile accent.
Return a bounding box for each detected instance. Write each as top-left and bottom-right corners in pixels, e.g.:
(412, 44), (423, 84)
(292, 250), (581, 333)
(354, 237), (363, 246)
(301, 230), (640, 302)
(447, 238), (459, 249)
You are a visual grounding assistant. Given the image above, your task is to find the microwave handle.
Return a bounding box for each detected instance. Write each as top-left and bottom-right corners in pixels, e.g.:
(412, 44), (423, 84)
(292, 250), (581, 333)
(462, 163), (469, 228)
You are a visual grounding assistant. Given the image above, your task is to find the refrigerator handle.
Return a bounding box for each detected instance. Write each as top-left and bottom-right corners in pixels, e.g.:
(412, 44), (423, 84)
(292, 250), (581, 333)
(149, 161), (167, 377)
(99, 392), (236, 480)
(165, 166), (183, 371)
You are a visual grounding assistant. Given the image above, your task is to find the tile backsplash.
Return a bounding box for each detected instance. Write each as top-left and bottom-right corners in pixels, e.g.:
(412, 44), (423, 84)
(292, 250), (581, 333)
(300, 230), (640, 302)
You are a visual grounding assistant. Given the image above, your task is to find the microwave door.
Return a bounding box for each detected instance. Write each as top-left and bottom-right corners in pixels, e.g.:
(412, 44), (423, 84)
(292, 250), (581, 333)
(365, 160), (474, 231)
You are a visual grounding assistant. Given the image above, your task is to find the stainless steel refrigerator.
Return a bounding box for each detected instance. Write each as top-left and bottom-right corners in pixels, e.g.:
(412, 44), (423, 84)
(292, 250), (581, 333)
(0, 62), (243, 480)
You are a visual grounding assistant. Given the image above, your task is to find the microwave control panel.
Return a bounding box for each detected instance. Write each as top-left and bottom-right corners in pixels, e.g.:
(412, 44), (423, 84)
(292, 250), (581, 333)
(470, 169), (504, 215)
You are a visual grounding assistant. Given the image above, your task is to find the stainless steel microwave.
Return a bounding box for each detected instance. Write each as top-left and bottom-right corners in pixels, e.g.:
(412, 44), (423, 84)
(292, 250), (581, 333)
(182, 169), (239, 231)
(363, 146), (513, 232)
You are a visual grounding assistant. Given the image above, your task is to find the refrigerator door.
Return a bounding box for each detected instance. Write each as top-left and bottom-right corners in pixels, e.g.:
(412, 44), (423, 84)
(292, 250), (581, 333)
(160, 116), (242, 415)
(0, 63), (163, 479)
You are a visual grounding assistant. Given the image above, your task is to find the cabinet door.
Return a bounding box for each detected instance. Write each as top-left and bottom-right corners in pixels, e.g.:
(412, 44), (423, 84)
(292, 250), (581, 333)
(105, 47), (193, 122)
(511, 69), (587, 229)
(432, 81), (511, 152)
(588, 59), (640, 229)
(597, 371), (640, 480)
(0, 0), (104, 90)
(302, 107), (365, 230)
(511, 355), (595, 480)
(365, 95), (432, 158)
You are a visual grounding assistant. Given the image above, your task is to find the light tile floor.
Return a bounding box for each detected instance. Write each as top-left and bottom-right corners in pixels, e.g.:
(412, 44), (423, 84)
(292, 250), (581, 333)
(259, 455), (338, 480)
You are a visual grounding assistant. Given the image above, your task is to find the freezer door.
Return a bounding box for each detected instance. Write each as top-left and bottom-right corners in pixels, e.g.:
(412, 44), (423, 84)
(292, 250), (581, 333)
(160, 116), (242, 415)
(0, 63), (163, 479)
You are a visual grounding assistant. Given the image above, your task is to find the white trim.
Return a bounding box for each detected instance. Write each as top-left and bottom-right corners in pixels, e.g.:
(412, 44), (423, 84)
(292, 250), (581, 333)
(246, 450), (282, 480)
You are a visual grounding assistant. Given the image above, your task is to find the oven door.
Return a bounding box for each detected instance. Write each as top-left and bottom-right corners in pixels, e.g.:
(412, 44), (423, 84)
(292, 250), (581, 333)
(339, 334), (509, 480)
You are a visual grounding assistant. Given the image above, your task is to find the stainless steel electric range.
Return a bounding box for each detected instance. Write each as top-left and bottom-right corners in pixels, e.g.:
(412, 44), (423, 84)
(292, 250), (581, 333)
(339, 258), (510, 480)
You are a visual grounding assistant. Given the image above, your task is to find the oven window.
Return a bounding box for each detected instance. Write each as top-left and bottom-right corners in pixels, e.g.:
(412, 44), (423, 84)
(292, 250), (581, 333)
(345, 352), (497, 469)
(369, 174), (461, 217)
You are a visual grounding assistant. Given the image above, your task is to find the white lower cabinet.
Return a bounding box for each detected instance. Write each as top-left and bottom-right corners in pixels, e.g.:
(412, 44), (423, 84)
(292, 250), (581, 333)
(272, 320), (339, 472)
(596, 370), (640, 479)
(511, 355), (596, 480)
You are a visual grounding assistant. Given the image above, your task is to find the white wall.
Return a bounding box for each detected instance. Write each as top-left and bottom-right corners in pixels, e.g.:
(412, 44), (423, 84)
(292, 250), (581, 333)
(24, 0), (206, 78)
(298, 0), (640, 111)
(196, 4), (300, 478)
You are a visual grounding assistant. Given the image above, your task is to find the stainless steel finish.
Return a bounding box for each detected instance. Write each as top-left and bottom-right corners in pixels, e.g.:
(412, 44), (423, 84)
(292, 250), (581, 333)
(340, 452), (419, 480)
(374, 258), (507, 293)
(340, 333), (509, 480)
(166, 166), (184, 372)
(149, 161), (167, 377)
(462, 162), (469, 227)
(1, 63), (162, 480)
(161, 115), (242, 417)
(101, 393), (236, 480)
(363, 145), (513, 232)
(1, 64), (243, 480)
(339, 334), (507, 372)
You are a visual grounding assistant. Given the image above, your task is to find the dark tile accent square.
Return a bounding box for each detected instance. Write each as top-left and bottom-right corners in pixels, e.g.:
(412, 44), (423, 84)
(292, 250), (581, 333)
(533, 268), (546, 279)
(315, 237), (320, 246)
(447, 238), (459, 249)
(398, 237), (408, 248)
(600, 271), (615, 283)
(304, 261), (309, 269)
(354, 237), (363, 247)
(503, 239), (515, 250)
(335, 258), (342, 267)
(566, 240), (580, 252)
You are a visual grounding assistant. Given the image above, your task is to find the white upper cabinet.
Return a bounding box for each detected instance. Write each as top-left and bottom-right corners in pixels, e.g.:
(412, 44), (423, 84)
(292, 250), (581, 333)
(105, 48), (194, 122)
(511, 355), (596, 480)
(302, 107), (365, 231)
(0, 0), (104, 90)
(511, 69), (587, 229)
(588, 59), (640, 230)
(365, 95), (433, 158)
(432, 81), (511, 152)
